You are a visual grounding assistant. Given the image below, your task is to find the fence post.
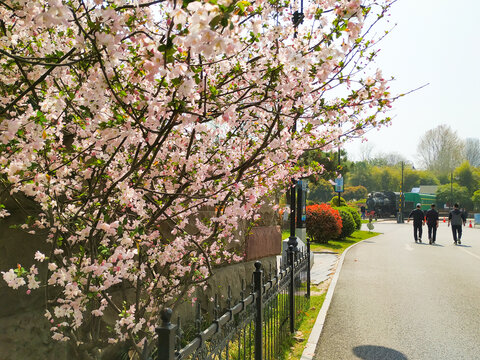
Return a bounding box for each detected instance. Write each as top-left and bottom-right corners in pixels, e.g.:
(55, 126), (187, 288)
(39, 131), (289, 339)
(288, 245), (295, 333)
(307, 237), (311, 299)
(156, 308), (178, 360)
(253, 261), (263, 360)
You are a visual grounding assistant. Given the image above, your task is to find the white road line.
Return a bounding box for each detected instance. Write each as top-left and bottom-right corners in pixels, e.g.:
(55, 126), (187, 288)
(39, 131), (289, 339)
(461, 248), (480, 261)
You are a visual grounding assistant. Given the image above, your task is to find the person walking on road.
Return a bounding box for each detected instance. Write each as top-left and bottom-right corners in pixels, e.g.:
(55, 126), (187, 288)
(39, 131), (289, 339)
(425, 204), (439, 244)
(360, 205), (366, 220)
(448, 203), (466, 245)
(408, 203), (425, 243)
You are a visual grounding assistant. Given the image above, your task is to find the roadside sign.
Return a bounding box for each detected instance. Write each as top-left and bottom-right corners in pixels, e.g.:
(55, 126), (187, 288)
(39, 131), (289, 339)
(335, 177), (344, 192)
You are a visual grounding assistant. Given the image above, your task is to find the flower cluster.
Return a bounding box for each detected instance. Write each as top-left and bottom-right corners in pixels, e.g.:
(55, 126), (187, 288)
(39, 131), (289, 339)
(0, 0), (396, 355)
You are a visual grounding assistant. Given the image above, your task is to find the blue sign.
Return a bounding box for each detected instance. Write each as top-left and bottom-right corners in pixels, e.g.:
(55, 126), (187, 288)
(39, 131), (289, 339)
(335, 177), (344, 192)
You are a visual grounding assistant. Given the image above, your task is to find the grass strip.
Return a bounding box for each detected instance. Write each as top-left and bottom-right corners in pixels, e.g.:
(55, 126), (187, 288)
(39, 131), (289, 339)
(278, 290), (327, 360)
(282, 229), (381, 254)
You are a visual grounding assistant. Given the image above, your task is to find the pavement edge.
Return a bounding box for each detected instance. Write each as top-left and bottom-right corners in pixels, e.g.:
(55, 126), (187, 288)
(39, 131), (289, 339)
(300, 239), (365, 360)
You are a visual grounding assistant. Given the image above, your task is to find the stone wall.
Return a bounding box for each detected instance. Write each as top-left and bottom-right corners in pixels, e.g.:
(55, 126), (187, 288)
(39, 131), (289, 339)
(0, 204), (67, 360)
(0, 194), (282, 359)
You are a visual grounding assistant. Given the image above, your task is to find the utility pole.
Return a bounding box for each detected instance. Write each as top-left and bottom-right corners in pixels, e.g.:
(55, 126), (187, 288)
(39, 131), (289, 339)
(450, 171), (453, 210)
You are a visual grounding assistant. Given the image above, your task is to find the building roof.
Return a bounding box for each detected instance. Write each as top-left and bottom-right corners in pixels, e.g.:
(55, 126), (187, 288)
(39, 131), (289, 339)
(418, 185), (438, 195)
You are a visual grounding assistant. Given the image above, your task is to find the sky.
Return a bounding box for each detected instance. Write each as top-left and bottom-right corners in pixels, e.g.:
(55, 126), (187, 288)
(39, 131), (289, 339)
(344, 0), (480, 167)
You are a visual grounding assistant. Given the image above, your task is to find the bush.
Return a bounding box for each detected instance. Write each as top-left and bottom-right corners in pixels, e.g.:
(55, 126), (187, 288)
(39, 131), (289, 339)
(306, 204), (342, 244)
(344, 206), (361, 230)
(334, 207), (356, 238)
(330, 195), (347, 207)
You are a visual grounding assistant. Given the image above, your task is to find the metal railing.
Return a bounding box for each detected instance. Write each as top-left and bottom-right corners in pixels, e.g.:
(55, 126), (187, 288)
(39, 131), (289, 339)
(154, 241), (311, 360)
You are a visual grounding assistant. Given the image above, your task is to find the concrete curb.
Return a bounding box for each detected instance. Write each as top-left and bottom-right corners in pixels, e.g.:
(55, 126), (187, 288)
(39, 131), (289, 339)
(300, 239), (367, 360)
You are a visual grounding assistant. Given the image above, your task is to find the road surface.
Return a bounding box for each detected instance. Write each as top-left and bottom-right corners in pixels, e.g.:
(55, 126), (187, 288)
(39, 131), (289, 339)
(314, 220), (480, 360)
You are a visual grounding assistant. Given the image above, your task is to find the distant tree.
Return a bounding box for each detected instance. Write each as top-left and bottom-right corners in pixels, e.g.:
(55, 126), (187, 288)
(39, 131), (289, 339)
(358, 143), (376, 162)
(373, 152), (408, 166)
(379, 168), (398, 191)
(417, 170), (441, 186)
(437, 173), (451, 185)
(348, 161), (373, 189)
(454, 161), (479, 193)
(472, 190), (480, 212)
(465, 138), (480, 167)
(343, 186), (368, 201)
(402, 170), (421, 192)
(398, 167), (438, 192)
(436, 183), (472, 210)
(417, 125), (464, 175)
(299, 149), (348, 185)
(308, 179), (335, 204)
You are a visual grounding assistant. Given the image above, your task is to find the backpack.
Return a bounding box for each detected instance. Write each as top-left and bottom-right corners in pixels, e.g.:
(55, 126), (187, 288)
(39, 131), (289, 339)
(451, 211), (463, 226)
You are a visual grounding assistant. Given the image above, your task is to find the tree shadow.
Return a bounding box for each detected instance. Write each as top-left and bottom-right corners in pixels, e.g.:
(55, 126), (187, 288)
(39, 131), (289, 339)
(353, 345), (408, 360)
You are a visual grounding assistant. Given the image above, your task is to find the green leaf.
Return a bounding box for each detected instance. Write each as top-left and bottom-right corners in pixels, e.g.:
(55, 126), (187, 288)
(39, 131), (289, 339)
(209, 14), (223, 29)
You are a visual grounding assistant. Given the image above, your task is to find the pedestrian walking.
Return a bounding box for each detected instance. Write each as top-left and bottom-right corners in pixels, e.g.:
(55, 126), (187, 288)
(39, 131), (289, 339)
(448, 203), (466, 245)
(408, 203), (425, 243)
(425, 204), (439, 244)
(360, 205), (366, 220)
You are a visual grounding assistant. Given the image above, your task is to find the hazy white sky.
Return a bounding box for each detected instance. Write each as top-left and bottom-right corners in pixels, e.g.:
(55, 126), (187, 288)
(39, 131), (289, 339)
(344, 0), (480, 167)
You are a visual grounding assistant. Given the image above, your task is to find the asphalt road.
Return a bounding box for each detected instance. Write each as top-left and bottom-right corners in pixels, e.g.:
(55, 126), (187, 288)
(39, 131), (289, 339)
(314, 220), (480, 360)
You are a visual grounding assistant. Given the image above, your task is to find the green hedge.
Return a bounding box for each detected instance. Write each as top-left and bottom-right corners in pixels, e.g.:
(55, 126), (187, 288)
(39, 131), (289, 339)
(343, 206), (361, 230)
(334, 207), (356, 239)
(330, 195), (347, 207)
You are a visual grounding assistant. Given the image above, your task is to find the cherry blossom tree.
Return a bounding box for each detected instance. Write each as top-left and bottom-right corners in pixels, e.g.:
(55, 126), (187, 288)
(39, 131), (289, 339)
(0, 0), (397, 357)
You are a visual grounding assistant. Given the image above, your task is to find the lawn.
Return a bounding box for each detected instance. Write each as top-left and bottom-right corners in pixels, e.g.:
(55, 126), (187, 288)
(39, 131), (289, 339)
(282, 229), (381, 254)
(278, 288), (327, 360)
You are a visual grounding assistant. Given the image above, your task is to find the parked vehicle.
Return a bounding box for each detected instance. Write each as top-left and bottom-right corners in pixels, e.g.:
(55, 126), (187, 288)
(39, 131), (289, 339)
(366, 191), (438, 218)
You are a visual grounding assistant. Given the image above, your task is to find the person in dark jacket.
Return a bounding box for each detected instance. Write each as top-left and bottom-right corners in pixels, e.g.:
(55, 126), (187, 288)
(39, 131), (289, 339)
(408, 203), (425, 243)
(360, 205), (366, 219)
(448, 203), (466, 245)
(425, 204), (439, 244)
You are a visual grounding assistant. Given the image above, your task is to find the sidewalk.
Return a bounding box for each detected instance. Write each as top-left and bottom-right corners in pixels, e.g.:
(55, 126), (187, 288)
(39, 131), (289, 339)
(310, 252), (339, 285)
(300, 238), (367, 360)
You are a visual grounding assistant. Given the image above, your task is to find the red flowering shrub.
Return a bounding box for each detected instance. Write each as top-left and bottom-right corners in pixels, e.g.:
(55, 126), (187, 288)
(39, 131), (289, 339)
(306, 204), (342, 244)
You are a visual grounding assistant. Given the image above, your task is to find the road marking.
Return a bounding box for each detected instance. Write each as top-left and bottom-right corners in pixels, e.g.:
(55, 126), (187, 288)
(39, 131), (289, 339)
(461, 248), (480, 261)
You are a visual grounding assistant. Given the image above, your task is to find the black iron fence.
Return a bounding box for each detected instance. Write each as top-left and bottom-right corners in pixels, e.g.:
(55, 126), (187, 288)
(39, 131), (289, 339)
(154, 242), (311, 360)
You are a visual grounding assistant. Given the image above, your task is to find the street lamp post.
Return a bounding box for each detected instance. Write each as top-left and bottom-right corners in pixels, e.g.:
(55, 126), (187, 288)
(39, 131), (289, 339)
(287, 1), (304, 250)
(397, 161), (404, 223)
(337, 146), (341, 205)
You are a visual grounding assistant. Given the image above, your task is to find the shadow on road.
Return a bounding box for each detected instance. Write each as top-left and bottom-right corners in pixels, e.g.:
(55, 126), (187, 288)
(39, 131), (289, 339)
(353, 345), (408, 360)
